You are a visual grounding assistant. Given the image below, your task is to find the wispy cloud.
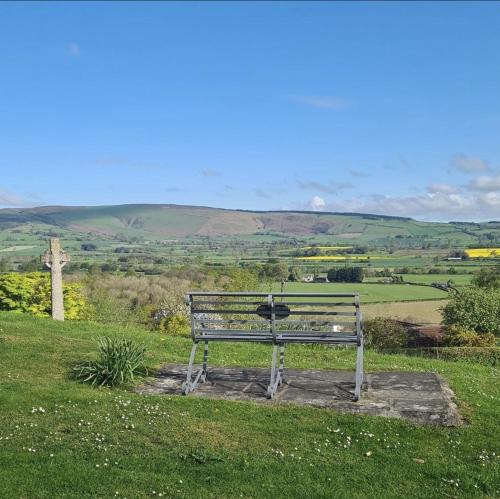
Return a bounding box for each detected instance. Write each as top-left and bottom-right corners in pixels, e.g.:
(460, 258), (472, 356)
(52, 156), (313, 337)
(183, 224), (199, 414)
(297, 179), (353, 194)
(451, 154), (490, 173)
(67, 42), (80, 57)
(467, 174), (500, 192)
(200, 169), (221, 177)
(291, 95), (352, 110)
(317, 191), (500, 221)
(0, 188), (30, 207)
(427, 183), (459, 194)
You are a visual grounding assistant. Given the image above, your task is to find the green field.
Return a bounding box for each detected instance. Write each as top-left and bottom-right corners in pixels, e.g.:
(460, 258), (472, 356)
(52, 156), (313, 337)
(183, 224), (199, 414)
(0, 313), (499, 498)
(271, 282), (449, 303)
(396, 274), (473, 286)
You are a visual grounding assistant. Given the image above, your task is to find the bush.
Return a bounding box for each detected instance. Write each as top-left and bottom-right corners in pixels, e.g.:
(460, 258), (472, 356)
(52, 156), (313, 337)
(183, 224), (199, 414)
(74, 336), (147, 387)
(472, 267), (500, 290)
(154, 313), (190, 336)
(327, 267), (364, 283)
(442, 325), (496, 347)
(82, 274), (192, 328)
(442, 287), (500, 335)
(363, 317), (407, 350)
(0, 272), (87, 319)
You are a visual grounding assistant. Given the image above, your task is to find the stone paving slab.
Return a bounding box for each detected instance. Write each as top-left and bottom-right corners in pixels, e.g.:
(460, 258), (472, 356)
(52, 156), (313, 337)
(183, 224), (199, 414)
(135, 365), (462, 426)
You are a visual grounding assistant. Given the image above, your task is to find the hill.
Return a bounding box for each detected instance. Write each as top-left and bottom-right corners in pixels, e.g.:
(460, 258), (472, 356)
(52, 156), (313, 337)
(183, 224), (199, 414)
(0, 204), (499, 245)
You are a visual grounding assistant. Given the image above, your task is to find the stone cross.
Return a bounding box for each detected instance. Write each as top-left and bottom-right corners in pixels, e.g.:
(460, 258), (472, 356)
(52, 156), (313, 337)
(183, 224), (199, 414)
(41, 238), (70, 321)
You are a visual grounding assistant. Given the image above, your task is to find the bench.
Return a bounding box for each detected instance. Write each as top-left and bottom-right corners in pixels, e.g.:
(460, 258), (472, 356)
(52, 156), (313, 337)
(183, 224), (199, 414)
(183, 292), (364, 401)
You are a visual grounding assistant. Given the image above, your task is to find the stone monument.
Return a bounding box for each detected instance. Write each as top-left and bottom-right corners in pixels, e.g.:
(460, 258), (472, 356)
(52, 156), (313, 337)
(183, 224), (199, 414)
(41, 238), (70, 321)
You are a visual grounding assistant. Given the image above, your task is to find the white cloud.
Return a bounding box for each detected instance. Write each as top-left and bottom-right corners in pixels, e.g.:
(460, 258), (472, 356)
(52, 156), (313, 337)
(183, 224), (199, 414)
(309, 196), (326, 211)
(322, 191), (499, 221)
(451, 154), (489, 173)
(67, 42), (80, 57)
(467, 174), (500, 192)
(291, 95), (351, 110)
(427, 183), (459, 194)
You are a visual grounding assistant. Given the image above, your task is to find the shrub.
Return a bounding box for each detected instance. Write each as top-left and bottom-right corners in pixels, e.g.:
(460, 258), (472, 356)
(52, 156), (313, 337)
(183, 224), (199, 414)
(327, 267), (364, 283)
(442, 325), (496, 347)
(442, 287), (500, 335)
(74, 336), (147, 387)
(472, 267), (500, 290)
(154, 312), (190, 336)
(0, 272), (86, 319)
(82, 274), (192, 328)
(363, 317), (407, 350)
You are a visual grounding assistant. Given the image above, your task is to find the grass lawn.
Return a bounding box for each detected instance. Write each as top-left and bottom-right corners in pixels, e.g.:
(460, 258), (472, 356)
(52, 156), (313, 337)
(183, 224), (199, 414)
(0, 312), (499, 498)
(269, 281), (449, 303)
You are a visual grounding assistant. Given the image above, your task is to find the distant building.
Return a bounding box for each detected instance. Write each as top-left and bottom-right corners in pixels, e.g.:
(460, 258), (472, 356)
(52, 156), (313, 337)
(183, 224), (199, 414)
(313, 276), (329, 283)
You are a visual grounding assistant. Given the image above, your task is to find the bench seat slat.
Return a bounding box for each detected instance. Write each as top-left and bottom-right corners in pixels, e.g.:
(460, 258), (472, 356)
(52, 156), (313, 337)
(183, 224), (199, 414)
(193, 309), (356, 316)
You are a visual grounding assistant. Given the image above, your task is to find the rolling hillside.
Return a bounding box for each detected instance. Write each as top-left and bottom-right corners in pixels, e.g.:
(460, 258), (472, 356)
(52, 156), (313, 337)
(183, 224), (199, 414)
(0, 204), (499, 244)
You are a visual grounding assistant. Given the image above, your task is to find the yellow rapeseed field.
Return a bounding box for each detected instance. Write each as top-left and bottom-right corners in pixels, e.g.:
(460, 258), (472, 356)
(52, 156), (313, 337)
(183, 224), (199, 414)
(296, 255), (390, 261)
(465, 248), (500, 258)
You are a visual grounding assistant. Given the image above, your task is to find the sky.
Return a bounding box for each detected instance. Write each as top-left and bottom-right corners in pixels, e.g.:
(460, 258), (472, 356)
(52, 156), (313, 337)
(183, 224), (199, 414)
(0, 1), (499, 222)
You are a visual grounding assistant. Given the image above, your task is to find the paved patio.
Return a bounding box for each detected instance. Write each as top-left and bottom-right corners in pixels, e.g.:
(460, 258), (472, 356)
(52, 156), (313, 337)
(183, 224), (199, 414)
(136, 364), (462, 426)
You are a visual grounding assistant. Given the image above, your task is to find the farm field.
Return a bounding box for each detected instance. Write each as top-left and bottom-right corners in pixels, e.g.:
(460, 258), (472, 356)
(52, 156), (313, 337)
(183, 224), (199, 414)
(0, 312), (498, 498)
(465, 248), (500, 258)
(364, 274), (473, 286)
(270, 282), (449, 303)
(362, 300), (448, 324)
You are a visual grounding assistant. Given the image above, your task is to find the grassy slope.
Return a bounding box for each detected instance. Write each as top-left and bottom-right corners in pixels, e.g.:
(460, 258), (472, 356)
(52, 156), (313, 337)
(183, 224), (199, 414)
(0, 313), (499, 498)
(1, 204), (499, 243)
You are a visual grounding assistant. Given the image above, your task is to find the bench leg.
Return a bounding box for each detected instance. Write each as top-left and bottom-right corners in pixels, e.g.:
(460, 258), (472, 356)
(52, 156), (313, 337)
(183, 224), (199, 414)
(182, 342), (208, 395)
(267, 344), (283, 399)
(353, 338), (364, 402)
(201, 341), (209, 383)
(278, 345), (285, 386)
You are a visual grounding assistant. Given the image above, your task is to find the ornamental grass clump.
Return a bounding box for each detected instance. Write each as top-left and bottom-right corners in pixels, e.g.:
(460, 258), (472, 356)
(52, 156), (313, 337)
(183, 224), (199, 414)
(75, 336), (147, 387)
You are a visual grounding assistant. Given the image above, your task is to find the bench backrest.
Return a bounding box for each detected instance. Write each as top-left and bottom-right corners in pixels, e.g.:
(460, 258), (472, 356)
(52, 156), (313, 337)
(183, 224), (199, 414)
(186, 292), (362, 344)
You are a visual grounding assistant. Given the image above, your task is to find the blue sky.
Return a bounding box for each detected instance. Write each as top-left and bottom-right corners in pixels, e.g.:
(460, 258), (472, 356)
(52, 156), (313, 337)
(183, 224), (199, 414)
(1, 2), (499, 221)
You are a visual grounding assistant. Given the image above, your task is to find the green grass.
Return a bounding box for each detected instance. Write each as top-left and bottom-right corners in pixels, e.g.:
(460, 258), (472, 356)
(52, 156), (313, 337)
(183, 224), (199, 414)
(397, 274), (473, 286)
(271, 281), (449, 303)
(0, 312), (499, 498)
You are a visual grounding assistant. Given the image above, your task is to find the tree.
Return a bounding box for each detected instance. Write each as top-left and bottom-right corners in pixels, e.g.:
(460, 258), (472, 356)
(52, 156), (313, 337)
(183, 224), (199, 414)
(260, 262), (289, 282)
(81, 243), (98, 251)
(18, 258), (41, 272)
(0, 258), (10, 272)
(363, 317), (407, 350)
(327, 267), (364, 283)
(224, 268), (259, 292)
(471, 267), (500, 290)
(442, 287), (500, 335)
(288, 266), (303, 282)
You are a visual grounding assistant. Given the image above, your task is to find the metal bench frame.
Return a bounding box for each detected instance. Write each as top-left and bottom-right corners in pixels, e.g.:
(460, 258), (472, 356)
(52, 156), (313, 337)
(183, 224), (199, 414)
(182, 292), (364, 401)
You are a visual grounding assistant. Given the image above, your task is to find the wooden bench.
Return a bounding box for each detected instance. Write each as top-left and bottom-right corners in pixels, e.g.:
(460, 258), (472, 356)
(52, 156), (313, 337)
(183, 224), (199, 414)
(183, 292), (364, 401)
